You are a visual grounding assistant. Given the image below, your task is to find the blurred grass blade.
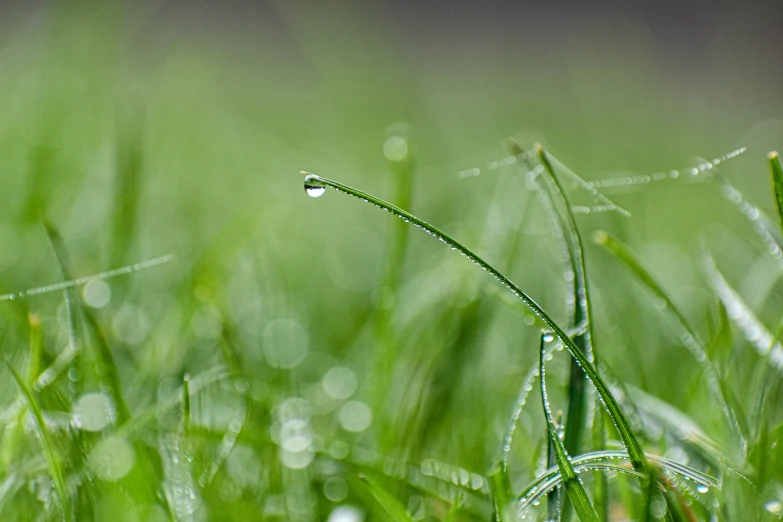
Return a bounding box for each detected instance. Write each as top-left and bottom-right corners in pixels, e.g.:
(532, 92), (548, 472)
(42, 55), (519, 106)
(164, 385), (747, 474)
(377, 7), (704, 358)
(5, 360), (72, 522)
(302, 171), (649, 473)
(771, 151), (783, 231)
(26, 313), (43, 387)
(41, 219), (79, 353)
(359, 474), (414, 522)
(444, 492), (463, 522)
(702, 251), (783, 375)
(43, 220), (132, 424)
(539, 334), (600, 522)
(594, 230), (745, 454)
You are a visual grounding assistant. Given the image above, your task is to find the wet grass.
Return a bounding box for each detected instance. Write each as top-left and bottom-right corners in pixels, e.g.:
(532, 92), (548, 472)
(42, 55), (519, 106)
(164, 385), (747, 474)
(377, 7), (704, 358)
(1, 4), (783, 522)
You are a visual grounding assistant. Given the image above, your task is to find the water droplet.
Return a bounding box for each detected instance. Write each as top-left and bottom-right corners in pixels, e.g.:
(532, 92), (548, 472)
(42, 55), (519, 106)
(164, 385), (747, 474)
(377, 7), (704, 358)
(304, 174), (326, 198)
(765, 500), (783, 515)
(696, 484), (709, 494)
(542, 332), (554, 342)
(83, 280), (111, 309)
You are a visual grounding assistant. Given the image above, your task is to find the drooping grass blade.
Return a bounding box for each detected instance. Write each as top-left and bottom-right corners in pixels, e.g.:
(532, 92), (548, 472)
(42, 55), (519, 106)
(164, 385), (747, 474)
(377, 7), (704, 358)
(539, 333), (600, 522)
(301, 171), (648, 474)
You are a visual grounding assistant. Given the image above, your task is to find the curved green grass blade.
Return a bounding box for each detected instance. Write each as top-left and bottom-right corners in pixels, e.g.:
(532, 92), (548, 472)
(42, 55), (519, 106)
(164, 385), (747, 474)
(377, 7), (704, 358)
(516, 450), (718, 516)
(594, 230), (745, 454)
(302, 171), (649, 473)
(359, 473), (414, 522)
(539, 334), (600, 522)
(5, 360), (72, 522)
(770, 151), (783, 231)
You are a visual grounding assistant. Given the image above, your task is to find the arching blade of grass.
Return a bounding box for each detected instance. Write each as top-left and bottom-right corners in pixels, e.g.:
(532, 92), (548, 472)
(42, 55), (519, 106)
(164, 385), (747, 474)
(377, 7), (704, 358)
(302, 171), (649, 473)
(41, 219), (79, 354)
(594, 230), (746, 455)
(539, 334), (600, 522)
(516, 450), (718, 516)
(771, 151), (783, 231)
(5, 360), (72, 522)
(359, 473), (414, 522)
(702, 251), (783, 375)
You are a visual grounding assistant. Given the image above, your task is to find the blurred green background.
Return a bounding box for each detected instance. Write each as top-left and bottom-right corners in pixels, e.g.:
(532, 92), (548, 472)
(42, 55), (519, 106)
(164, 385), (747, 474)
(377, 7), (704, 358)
(0, 1), (782, 520)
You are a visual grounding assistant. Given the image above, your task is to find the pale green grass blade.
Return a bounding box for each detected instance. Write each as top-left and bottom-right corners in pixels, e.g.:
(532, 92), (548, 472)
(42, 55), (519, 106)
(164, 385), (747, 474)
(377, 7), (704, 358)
(5, 360), (72, 522)
(359, 473), (414, 522)
(302, 171), (649, 473)
(539, 334), (600, 522)
(444, 492), (463, 522)
(771, 151), (783, 231)
(702, 252), (783, 375)
(594, 230), (746, 454)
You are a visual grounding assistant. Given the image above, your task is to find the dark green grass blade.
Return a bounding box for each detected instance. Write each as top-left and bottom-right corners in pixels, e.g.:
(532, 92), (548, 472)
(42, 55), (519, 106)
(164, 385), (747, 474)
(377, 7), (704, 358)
(536, 144), (596, 519)
(6, 360), (72, 522)
(302, 171), (649, 473)
(770, 151), (783, 231)
(595, 230), (745, 454)
(539, 334), (600, 522)
(359, 474), (414, 522)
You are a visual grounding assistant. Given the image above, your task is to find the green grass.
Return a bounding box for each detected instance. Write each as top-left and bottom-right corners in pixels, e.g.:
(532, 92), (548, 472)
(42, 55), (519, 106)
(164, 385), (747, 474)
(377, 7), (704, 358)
(2, 3), (783, 521)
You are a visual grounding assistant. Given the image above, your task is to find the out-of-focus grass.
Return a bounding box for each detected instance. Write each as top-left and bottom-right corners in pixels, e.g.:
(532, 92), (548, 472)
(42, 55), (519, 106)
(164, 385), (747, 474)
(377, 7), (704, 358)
(1, 2), (783, 521)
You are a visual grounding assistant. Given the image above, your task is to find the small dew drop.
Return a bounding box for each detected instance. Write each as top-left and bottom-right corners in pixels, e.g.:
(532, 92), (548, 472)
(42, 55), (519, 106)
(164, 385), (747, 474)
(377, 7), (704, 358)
(542, 332), (555, 342)
(304, 174), (327, 198)
(696, 484), (709, 494)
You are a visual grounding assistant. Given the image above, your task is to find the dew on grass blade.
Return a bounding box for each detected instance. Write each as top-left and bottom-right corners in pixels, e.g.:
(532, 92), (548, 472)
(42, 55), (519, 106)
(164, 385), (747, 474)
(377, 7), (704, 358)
(327, 505), (365, 522)
(324, 477), (349, 502)
(303, 173), (327, 198)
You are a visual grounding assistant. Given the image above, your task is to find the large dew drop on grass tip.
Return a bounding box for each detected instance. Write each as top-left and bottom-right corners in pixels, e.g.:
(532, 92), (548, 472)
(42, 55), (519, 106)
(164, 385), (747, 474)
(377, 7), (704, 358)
(303, 173), (326, 198)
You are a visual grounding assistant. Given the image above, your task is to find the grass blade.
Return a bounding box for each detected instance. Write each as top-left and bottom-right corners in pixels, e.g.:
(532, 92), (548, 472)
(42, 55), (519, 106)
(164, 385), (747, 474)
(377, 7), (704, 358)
(5, 360), (72, 522)
(516, 450), (718, 516)
(444, 492), (463, 522)
(539, 333), (600, 522)
(594, 230), (745, 454)
(702, 251), (783, 375)
(302, 171), (649, 473)
(359, 473), (414, 522)
(536, 144), (597, 519)
(771, 151), (783, 231)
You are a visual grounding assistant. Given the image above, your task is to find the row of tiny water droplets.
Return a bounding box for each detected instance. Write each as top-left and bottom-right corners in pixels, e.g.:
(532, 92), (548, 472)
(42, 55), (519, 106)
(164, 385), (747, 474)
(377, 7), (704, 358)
(0, 254), (174, 301)
(516, 450), (717, 517)
(714, 172), (783, 268)
(586, 146), (746, 189)
(702, 253), (783, 373)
